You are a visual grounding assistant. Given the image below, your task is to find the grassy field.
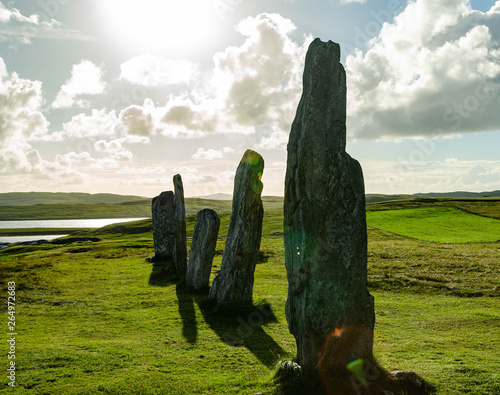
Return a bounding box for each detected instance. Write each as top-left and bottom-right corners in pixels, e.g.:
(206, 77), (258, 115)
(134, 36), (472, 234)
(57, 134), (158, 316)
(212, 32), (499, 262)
(0, 200), (499, 394)
(0, 192), (147, 207)
(0, 197), (284, 221)
(366, 207), (500, 243)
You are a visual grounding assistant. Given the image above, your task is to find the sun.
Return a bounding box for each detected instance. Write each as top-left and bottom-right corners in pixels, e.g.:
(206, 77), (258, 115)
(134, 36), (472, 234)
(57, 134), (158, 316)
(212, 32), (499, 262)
(97, 0), (216, 55)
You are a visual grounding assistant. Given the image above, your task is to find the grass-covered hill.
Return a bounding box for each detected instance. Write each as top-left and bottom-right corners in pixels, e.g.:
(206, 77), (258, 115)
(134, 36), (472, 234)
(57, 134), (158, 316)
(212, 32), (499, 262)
(0, 199), (499, 394)
(1, 190), (499, 222)
(0, 196), (285, 221)
(0, 192), (148, 206)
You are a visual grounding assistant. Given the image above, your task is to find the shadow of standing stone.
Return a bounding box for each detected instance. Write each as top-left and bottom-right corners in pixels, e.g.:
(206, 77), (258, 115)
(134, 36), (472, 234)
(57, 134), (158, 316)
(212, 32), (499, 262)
(151, 191), (175, 266)
(185, 209), (220, 291)
(208, 149), (264, 307)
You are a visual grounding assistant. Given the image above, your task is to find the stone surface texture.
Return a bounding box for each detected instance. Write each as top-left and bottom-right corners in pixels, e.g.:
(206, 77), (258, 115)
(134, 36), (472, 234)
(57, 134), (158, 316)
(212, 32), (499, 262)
(151, 191), (176, 263)
(174, 174), (188, 275)
(284, 38), (375, 372)
(209, 149), (264, 306)
(185, 209), (221, 290)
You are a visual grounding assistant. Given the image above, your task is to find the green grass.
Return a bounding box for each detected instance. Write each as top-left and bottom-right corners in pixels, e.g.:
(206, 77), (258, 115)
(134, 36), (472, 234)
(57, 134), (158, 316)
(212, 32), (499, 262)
(0, 192), (147, 206)
(1, 202), (499, 394)
(367, 207), (500, 243)
(0, 197), (284, 221)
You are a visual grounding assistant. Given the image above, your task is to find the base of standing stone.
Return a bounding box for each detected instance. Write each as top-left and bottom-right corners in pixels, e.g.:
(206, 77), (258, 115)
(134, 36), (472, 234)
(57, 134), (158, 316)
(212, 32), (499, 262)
(274, 359), (431, 395)
(147, 254), (174, 266)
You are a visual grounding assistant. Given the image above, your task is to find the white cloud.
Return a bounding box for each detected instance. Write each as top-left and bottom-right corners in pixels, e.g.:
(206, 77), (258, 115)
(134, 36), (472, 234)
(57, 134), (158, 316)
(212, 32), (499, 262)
(94, 139), (123, 153)
(346, 0), (500, 140)
(340, 0), (367, 4)
(117, 166), (167, 175)
(192, 148), (224, 160)
(110, 13), (311, 142)
(361, 157), (500, 194)
(160, 95), (219, 138)
(0, 2), (36, 24)
(0, 57), (48, 173)
(52, 60), (107, 109)
(120, 54), (199, 87)
(93, 136), (150, 153)
(59, 109), (118, 139)
(115, 99), (158, 137)
(255, 130), (289, 150)
(0, 2), (93, 49)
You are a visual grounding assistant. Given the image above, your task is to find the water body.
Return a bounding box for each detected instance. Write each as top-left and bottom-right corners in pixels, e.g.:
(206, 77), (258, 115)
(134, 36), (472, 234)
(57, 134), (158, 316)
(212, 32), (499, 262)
(0, 218), (148, 244)
(0, 235), (69, 244)
(0, 218), (148, 229)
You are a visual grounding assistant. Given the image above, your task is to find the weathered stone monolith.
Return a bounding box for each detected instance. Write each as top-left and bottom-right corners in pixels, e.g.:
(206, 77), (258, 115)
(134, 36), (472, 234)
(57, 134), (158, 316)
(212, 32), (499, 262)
(284, 39), (375, 374)
(173, 174), (187, 275)
(185, 209), (220, 291)
(208, 149), (264, 307)
(151, 191), (176, 264)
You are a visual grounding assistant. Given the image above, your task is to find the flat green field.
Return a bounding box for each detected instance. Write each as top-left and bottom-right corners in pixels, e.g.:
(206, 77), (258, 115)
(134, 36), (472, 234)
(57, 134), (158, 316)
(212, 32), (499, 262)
(1, 201), (499, 394)
(366, 207), (500, 243)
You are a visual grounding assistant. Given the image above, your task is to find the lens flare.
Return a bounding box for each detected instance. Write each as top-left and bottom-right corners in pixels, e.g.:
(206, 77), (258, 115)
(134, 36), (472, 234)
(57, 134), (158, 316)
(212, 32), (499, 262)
(347, 358), (369, 389)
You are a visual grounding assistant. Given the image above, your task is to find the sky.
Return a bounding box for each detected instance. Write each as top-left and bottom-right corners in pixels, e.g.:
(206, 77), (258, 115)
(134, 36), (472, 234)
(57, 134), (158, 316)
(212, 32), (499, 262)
(0, 0), (499, 198)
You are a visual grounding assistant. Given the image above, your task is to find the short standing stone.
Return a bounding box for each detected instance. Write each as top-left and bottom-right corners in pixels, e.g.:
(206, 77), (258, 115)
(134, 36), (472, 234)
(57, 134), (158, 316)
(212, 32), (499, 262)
(151, 191), (175, 264)
(208, 149), (264, 307)
(284, 38), (375, 374)
(174, 174), (187, 275)
(185, 209), (220, 290)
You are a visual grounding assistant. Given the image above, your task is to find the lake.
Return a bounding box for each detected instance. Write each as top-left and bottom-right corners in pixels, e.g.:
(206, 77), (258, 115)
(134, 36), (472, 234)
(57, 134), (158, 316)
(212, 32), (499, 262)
(0, 218), (148, 244)
(0, 218), (148, 229)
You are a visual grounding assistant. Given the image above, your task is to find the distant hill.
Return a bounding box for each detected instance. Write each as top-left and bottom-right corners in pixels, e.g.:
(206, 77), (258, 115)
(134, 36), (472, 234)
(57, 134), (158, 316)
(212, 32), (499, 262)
(196, 193), (233, 201)
(365, 191), (500, 204)
(0, 191), (498, 218)
(365, 194), (413, 204)
(0, 192), (148, 206)
(413, 190), (500, 198)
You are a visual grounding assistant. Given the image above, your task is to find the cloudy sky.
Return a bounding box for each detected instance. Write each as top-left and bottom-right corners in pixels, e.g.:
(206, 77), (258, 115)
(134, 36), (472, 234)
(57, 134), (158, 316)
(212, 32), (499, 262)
(1, 0), (499, 197)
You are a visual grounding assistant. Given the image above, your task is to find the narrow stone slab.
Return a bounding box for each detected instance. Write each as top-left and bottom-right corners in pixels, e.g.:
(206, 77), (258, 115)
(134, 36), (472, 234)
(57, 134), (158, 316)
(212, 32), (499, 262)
(185, 209), (220, 290)
(284, 38), (375, 373)
(208, 149), (264, 307)
(174, 174), (187, 275)
(151, 191), (175, 264)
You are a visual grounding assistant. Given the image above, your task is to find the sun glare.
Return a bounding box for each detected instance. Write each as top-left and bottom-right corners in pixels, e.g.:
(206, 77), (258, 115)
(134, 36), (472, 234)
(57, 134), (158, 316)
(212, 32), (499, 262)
(98, 0), (216, 55)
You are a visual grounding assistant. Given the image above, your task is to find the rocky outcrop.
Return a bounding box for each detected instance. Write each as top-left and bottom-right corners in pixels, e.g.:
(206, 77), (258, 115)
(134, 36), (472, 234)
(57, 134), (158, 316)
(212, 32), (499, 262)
(284, 38), (375, 373)
(185, 209), (220, 290)
(208, 149), (264, 307)
(151, 191), (176, 264)
(174, 174), (187, 275)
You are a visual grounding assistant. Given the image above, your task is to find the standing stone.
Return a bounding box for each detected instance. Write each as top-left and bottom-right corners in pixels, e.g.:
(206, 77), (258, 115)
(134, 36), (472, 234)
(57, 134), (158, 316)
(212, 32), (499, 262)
(284, 39), (375, 374)
(209, 149), (264, 307)
(185, 209), (220, 290)
(151, 191), (176, 264)
(173, 174), (187, 275)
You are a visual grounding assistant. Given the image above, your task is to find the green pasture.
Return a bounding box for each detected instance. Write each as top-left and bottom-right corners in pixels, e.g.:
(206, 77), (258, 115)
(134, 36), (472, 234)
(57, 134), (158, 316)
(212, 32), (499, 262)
(367, 207), (500, 243)
(0, 201), (499, 394)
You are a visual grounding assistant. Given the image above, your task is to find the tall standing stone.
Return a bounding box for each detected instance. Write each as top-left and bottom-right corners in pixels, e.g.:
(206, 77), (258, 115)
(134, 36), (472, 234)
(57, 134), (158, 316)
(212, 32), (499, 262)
(284, 39), (375, 374)
(209, 149), (264, 307)
(185, 209), (220, 290)
(151, 191), (176, 264)
(173, 174), (187, 275)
